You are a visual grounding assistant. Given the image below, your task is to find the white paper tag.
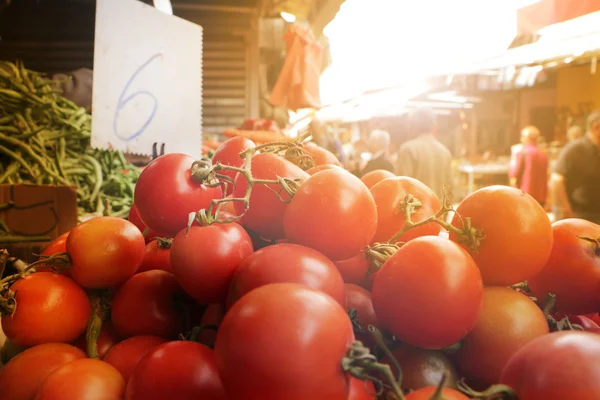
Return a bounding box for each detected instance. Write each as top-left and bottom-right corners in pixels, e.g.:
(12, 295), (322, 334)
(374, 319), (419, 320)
(92, 0), (202, 158)
(153, 0), (173, 15)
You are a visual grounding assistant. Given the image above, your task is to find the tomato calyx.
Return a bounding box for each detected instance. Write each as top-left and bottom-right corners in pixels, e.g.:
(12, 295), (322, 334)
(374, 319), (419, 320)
(85, 289), (112, 359)
(540, 293), (583, 332)
(366, 242), (401, 272)
(179, 324), (219, 348)
(578, 235), (600, 257)
(155, 237), (173, 249)
(258, 131), (316, 170)
(456, 379), (517, 400)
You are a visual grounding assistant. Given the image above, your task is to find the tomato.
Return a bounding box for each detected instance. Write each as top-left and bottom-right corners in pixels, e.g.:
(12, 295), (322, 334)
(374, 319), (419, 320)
(361, 169), (395, 190)
(125, 341), (226, 400)
(382, 344), (458, 390)
(40, 232), (69, 258)
(211, 136), (256, 195)
(233, 153), (309, 239)
(553, 313), (600, 331)
(215, 283), (354, 400)
(372, 236), (484, 349)
(284, 169), (378, 261)
(103, 336), (168, 383)
(500, 331), (600, 399)
(170, 222), (253, 304)
(137, 239), (172, 273)
(370, 176), (442, 244)
(226, 243), (346, 308)
(73, 321), (121, 359)
(198, 304), (225, 348)
(35, 358), (125, 400)
(128, 203), (147, 233)
(67, 217), (145, 289)
(134, 153), (223, 237)
(348, 378), (376, 400)
(303, 142), (342, 166)
(345, 284), (377, 329)
(450, 186), (553, 286)
(306, 163), (344, 175)
(405, 387), (470, 400)
(0, 343), (86, 400)
(454, 287), (549, 388)
(360, 272), (376, 291)
(334, 254), (370, 284)
(529, 219), (600, 314)
(1, 273), (90, 347)
(586, 313), (600, 326)
(111, 270), (192, 339)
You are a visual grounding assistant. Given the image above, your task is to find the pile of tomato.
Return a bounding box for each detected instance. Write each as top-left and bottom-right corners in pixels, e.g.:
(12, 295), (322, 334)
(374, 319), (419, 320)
(0, 135), (599, 400)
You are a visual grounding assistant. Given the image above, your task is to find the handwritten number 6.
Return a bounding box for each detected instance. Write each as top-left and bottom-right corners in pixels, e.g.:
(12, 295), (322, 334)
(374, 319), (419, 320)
(113, 53), (162, 142)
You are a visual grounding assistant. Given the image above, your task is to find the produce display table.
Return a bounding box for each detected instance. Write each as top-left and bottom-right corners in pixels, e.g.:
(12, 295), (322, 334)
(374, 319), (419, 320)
(457, 163), (510, 195)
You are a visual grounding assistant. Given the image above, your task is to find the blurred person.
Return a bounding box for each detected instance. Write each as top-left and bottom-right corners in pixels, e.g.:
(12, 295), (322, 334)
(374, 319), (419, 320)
(549, 110), (600, 224)
(567, 125), (584, 142)
(396, 108), (453, 198)
(509, 126), (549, 206)
(360, 130), (394, 176)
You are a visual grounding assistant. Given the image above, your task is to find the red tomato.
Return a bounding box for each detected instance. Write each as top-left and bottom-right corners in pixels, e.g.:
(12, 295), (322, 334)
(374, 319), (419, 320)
(529, 219), (600, 314)
(348, 378), (376, 400)
(450, 186), (553, 286)
(73, 322), (121, 359)
(306, 164), (344, 175)
(35, 358), (125, 400)
(215, 283), (354, 400)
(125, 341), (225, 400)
(134, 153), (223, 237)
(454, 287), (549, 388)
(198, 304), (225, 348)
(334, 254), (370, 284)
(372, 236), (484, 349)
(586, 313), (600, 326)
(233, 153), (309, 239)
(361, 169), (395, 189)
(111, 270), (191, 339)
(370, 176), (442, 244)
(226, 243), (346, 308)
(103, 336), (168, 383)
(127, 203), (147, 233)
(170, 222), (253, 304)
(345, 284), (378, 329)
(405, 387), (470, 400)
(67, 217), (145, 289)
(2, 273), (90, 347)
(137, 239), (173, 273)
(500, 331), (600, 399)
(303, 142), (342, 166)
(284, 169), (378, 261)
(0, 343), (86, 400)
(40, 232), (69, 258)
(211, 136), (256, 195)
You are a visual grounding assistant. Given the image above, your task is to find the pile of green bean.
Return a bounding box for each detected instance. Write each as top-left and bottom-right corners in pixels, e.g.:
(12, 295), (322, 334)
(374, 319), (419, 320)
(0, 61), (139, 218)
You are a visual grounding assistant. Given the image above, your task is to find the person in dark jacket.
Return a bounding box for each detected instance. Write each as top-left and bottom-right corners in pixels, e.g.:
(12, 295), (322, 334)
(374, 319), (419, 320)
(360, 129), (394, 176)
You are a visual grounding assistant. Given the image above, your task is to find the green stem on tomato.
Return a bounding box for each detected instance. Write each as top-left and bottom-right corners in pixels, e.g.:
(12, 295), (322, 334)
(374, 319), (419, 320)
(456, 379), (517, 399)
(85, 290), (111, 359)
(368, 325), (404, 390)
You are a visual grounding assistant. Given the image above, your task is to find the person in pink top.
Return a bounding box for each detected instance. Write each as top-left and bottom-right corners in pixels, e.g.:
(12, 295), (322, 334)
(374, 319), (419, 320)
(509, 126), (549, 206)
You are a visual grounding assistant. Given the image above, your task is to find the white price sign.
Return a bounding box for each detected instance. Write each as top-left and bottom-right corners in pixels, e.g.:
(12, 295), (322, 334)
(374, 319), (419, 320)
(92, 0), (202, 158)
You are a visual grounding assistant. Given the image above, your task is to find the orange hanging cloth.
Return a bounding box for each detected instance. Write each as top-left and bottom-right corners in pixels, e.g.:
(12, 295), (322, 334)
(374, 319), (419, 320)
(269, 24), (323, 112)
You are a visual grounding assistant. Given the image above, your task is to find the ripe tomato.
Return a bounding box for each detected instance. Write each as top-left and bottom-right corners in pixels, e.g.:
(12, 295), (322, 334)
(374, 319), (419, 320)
(454, 287), (549, 388)
(450, 186), (553, 286)
(233, 153), (309, 239)
(215, 283), (355, 400)
(372, 236), (483, 349)
(361, 169), (395, 190)
(303, 142), (342, 166)
(284, 169), (378, 261)
(306, 163), (344, 175)
(111, 270), (192, 339)
(198, 304), (225, 348)
(137, 239), (172, 273)
(529, 218), (600, 314)
(334, 254), (370, 284)
(345, 284), (378, 329)
(103, 336), (168, 383)
(405, 387), (470, 400)
(40, 231), (69, 258)
(211, 136), (256, 195)
(35, 358), (125, 400)
(73, 321), (121, 359)
(67, 217), (145, 289)
(226, 243), (346, 308)
(348, 378), (376, 400)
(382, 344), (458, 390)
(370, 176), (442, 244)
(134, 153), (223, 237)
(127, 203), (147, 233)
(125, 341), (225, 400)
(2, 273), (90, 347)
(170, 222), (253, 304)
(500, 331), (600, 399)
(0, 343), (86, 400)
